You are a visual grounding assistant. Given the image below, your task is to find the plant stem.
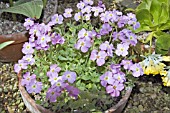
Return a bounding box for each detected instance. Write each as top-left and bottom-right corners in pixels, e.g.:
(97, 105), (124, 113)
(43, 0), (47, 8)
(9, 0), (17, 21)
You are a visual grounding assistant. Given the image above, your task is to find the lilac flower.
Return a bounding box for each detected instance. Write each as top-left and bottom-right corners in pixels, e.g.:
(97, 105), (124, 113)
(29, 35), (36, 43)
(91, 7), (103, 17)
(117, 16), (128, 28)
(50, 14), (63, 25)
(90, 50), (107, 66)
(49, 74), (63, 85)
(107, 10), (118, 22)
(22, 42), (35, 54)
(26, 80), (43, 94)
(99, 41), (114, 57)
(38, 23), (51, 34)
(51, 33), (65, 45)
(112, 31), (125, 41)
(74, 12), (82, 21)
(100, 71), (114, 87)
(113, 72), (126, 83)
(52, 79), (66, 89)
(130, 63), (143, 77)
(14, 60), (28, 73)
(98, 0), (106, 11)
(75, 38), (92, 53)
(121, 59), (133, 70)
(65, 85), (80, 99)
(22, 54), (35, 65)
(24, 18), (34, 30)
(83, 0), (93, 5)
(29, 24), (41, 36)
(100, 11), (110, 23)
(100, 23), (112, 35)
(106, 81), (124, 97)
(115, 43), (129, 56)
(84, 13), (91, 21)
(132, 21), (140, 30)
(89, 30), (97, 38)
(110, 64), (121, 74)
(77, 1), (85, 9)
(81, 6), (92, 14)
(36, 34), (51, 47)
(21, 72), (36, 86)
(127, 13), (137, 21)
(78, 28), (91, 40)
(47, 64), (61, 77)
(34, 43), (50, 51)
(46, 87), (61, 103)
(63, 8), (73, 18)
(62, 71), (77, 83)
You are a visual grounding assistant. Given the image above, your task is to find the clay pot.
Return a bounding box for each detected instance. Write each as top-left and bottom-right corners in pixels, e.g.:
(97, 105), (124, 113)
(0, 31), (29, 62)
(18, 72), (132, 113)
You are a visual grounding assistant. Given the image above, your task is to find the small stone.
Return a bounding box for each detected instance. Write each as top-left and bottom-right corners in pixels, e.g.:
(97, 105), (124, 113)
(138, 105), (144, 112)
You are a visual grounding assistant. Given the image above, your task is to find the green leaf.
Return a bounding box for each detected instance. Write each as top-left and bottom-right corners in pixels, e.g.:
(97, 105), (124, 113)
(159, 20), (170, 30)
(134, 24), (151, 33)
(150, 0), (161, 25)
(136, 0), (152, 11)
(158, 3), (169, 24)
(1, 0), (43, 19)
(155, 33), (170, 55)
(136, 9), (152, 26)
(0, 41), (14, 50)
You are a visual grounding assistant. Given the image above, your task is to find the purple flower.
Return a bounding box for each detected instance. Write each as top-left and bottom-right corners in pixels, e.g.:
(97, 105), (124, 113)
(107, 10), (118, 23)
(38, 23), (51, 34)
(100, 11), (110, 23)
(121, 59), (133, 70)
(115, 43), (129, 56)
(98, 0), (106, 11)
(78, 28), (91, 40)
(100, 71), (115, 87)
(46, 87), (61, 103)
(100, 23), (112, 35)
(125, 33), (137, 46)
(84, 13), (91, 21)
(52, 79), (66, 89)
(130, 63), (143, 77)
(22, 42), (34, 54)
(22, 54), (35, 65)
(90, 50), (107, 66)
(110, 64), (121, 74)
(106, 81), (124, 97)
(127, 13), (137, 21)
(14, 60), (28, 73)
(77, 1), (85, 9)
(117, 16), (128, 28)
(49, 74), (63, 85)
(113, 72), (126, 83)
(75, 38), (92, 53)
(62, 71), (77, 84)
(65, 85), (80, 99)
(51, 33), (65, 45)
(24, 18), (34, 30)
(21, 72), (36, 86)
(83, 0), (93, 5)
(36, 34), (51, 48)
(63, 8), (73, 18)
(47, 64), (61, 77)
(74, 12), (82, 21)
(91, 7), (103, 17)
(50, 14), (63, 25)
(29, 24), (41, 36)
(99, 41), (114, 57)
(81, 5), (92, 14)
(26, 80), (42, 94)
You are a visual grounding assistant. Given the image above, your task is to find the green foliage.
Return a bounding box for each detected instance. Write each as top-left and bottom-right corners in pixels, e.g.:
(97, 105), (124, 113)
(1, 0), (43, 19)
(135, 0), (170, 55)
(0, 41), (14, 50)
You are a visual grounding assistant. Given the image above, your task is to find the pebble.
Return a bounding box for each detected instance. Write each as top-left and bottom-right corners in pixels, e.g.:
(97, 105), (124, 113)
(138, 105), (144, 112)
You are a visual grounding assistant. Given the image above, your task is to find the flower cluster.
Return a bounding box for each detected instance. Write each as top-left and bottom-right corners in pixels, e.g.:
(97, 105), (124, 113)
(140, 54), (170, 86)
(46, 64), (79, 102)
(15, 0), (144, 107)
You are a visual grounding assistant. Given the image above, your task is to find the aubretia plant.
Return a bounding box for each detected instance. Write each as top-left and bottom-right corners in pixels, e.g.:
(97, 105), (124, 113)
(14, 0), (143, 112)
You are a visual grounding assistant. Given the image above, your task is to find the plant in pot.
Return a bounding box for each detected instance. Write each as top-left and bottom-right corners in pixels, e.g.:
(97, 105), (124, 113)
(14, 0), (144, 112)
(0, 0), (45, 62)
(133, 0), (170, 87)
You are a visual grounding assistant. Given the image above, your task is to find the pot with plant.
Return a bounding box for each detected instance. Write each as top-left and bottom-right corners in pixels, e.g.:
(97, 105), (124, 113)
(0, 0), (45, 62)
(14, 0), (144, 112)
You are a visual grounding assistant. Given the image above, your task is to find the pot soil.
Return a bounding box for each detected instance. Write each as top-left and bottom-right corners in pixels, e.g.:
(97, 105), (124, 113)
(0, 31), (29, 62)
(18, 72), (132, 113)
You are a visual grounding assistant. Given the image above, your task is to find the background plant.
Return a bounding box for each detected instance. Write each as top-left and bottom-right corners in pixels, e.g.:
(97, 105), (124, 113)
(135, 0), (170, 55)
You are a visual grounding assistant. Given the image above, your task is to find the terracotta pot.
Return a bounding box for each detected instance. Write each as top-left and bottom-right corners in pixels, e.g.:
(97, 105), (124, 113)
(0, 31), (29, 62)
(18, 72), (132, 113)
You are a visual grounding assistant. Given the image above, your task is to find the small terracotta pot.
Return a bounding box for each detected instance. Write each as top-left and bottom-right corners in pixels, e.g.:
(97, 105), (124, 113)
(0, 31), (29, 62)
(18, 72), (132, 113)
